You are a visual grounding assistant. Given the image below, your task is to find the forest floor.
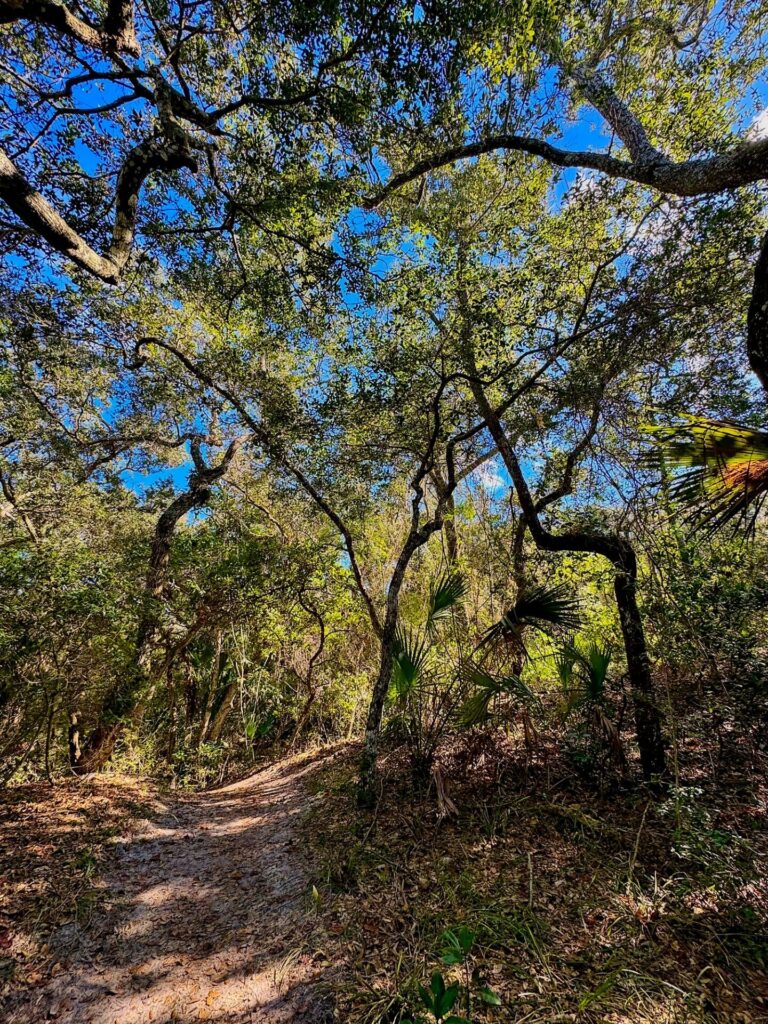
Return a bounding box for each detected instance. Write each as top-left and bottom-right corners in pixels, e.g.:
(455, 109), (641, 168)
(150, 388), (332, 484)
(2, 736), (768, 1024)
(1, 750), (338, 1023)
(299, 734), (768, 1024)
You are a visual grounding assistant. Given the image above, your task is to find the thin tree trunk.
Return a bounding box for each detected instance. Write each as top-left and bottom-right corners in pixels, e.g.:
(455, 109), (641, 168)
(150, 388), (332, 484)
(166, 657), (178, 764)
(68, 711), (81, 768)
(466, 373), (666, 780)
(289, 594), (326, 749)
(358, 626), (397, 808)
(206, 680), (237, 743)
(358, 415), (455, 805)
(197, 630), (223, 747)
(614, 562), (666, 778)
(747, 228), (768, 395)
(74, 438), (244, 774)
(44, 699), (55, 783)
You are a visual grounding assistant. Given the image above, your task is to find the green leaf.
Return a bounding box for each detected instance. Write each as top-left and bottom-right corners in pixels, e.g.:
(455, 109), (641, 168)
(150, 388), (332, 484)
(430, 972), (446, 1000)
(418, 982), (435, 1013)
(478, 984), (502, 1005)
(455, 925), (475, 953)
(435, 981), (459, 1017)
(427, 571), (467, 633)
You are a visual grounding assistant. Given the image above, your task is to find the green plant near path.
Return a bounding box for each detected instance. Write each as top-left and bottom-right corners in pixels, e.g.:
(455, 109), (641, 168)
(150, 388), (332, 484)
(557, 640), (626, 777)
(387, 572), (469, 781)
(402, 927), (501, 1024)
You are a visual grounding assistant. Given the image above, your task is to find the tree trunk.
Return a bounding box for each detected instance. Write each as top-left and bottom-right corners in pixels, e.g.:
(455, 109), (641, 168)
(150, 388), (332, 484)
(614, 560), (666, 778)
(68, 711), (81, 768)
(197, 631), (223, 747)
(748, 228), (768, 396)
(357, 471), (449, 805)
(466, 375), (666, 780)
(289, 688), (316, 749)
(358, 630), (396, 808)
(206, 680), (237, 743)
(443, 489), (459, 564)
(74, 438), (243, 774)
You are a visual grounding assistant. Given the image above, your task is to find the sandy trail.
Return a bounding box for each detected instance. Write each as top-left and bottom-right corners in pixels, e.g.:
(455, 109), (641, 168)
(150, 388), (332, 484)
(10, 754), (333, 1023)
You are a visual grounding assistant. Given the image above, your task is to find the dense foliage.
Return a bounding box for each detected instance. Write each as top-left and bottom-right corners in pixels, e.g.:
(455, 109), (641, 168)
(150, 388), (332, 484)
(1, 0), (767, 800)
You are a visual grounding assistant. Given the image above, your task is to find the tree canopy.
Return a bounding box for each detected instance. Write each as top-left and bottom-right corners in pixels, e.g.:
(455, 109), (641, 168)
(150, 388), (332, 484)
(1, 0), (768, 800)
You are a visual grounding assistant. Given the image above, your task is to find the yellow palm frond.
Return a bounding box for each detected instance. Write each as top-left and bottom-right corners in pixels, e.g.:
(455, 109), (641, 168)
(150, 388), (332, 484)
(644, 416), (768, 535)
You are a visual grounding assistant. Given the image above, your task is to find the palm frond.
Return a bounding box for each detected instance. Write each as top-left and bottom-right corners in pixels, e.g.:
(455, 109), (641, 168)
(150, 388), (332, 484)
(644, 416), (768, 535)
(426, 571), (467, 634)
(458, 663), (536, 726)
(479, 584), (582, 648)
(391, 626), (429, 700)
(582, 641), (612, 702)
(559, 640), (613, 708)
(555, 647), (578, 690)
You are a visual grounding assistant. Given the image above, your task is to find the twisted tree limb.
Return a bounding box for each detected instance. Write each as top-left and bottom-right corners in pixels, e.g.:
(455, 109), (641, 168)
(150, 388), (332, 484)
(366, 132), (768, 207)
(0, 99), (201, 282)
(366, 56), (768, 208)
(0, 0), (139, 55)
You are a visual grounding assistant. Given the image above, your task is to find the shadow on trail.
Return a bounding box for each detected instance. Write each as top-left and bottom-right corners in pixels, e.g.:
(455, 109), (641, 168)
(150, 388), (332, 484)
(8, 749), (342, 1023)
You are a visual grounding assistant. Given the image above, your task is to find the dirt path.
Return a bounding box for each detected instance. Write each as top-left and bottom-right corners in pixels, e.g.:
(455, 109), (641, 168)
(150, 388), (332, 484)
(10, 753), (333, 1024)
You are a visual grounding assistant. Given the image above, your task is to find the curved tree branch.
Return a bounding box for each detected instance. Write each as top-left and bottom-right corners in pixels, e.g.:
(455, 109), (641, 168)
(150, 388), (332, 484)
(0, 0), (139, 55)
(0, 111), (200, 282)
(365, 134), (768, 208)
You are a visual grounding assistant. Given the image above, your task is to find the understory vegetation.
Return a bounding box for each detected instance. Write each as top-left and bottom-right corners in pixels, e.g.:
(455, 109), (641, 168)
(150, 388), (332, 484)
(2, 0), (768, 1019)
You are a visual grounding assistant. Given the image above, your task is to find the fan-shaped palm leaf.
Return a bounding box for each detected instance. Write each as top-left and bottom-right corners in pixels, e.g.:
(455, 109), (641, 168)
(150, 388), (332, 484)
(426, 571), (467, 634)
(559, 640), (613, 708)
(458, 663), (537, 726)
(644, 416), (768, 535)
(583, 641), (611, 700)
(479, 584), (582, 650)
(555, 647), (577, 690)
(391, 626), (429, 700)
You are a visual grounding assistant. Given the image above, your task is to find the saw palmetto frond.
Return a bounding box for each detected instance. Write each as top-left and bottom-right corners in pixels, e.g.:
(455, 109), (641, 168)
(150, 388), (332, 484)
(479, 584), (583, 650)
(458, 663), (537, 727)
(645, 417), (768, 535)
(426, 571), (467, 634)
(390, 626), (429, 700)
